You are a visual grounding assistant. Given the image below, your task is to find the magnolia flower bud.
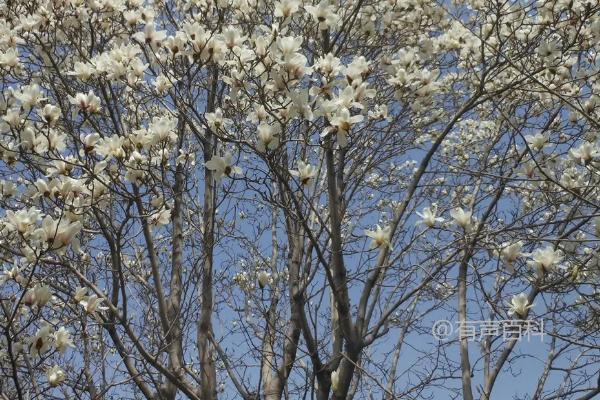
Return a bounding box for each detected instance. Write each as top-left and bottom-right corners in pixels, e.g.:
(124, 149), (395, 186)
(23, 288), (36, 306)
(331, 369), (340, 392)
(257, 271), (271, 289)
(73, 287), (87, 303)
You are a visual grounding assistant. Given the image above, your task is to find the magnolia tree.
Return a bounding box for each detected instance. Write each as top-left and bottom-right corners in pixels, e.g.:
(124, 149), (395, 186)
(2, 0), (600, 398)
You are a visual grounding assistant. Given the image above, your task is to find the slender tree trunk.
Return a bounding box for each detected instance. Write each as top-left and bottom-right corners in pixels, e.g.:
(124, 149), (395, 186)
(198, 143), (218, 400)
(458, 257), (474, 400)
(197, 66), (220, 400)
(163, 121), (186, 399)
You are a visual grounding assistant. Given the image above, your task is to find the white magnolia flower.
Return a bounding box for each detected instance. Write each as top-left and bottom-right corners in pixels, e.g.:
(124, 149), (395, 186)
(257, 271), (271, 289)
(569, 142), (598, 164)
(289, 161), (317, 185)
(450, 208), (472, 229)
(47, 365), (66, 387)
(37, 216), (82, 249)
(527, 245), (563, 277)
(15, 84), (45, 108)
(499, 241), (523, 272)
(149, 208), (171, 227)
(314, 53), (342, 76)
(0, 48), (19, 68)
(68, 61), (95, 81)
(132, 23), (167, 48)
(274, 0), (300, 18)
(344, 56), (370, 83)
(0, 180), (16, 198)
(507, 293), (534, 318)
(27, 285), (52, 308)
(305, 1), (339, 30)
(30, 324), (52, 358)
(416, 204), (444, 228)
(222, 26), (247, 49)
(3, 107), (23, 127)
(176, 149), (196, 166)
(32, 129), (66, 153)
(96, 135), (125, 159)
(69, 91), (101, 113)
(81, 133), (100, 153)
(365, 225), (392, 250)
(53, 327), (75, 354)
(205, 109), (232, 131)
(205, 153), (242, 181)
(524, 133), (548, 151)
(201, 37), (227, 62)
(1, 266), (22, 285)
(80, 295), (108, 314)
(32, 179), (50, 198)
(256, 124), (279, 152)
(147, 117), (177, 144)
(328, 108), (363, 147)
(165, 31), (187, 56)
(39, 104), (61, 125)
(154, 74), (174, 94)
(276, 36), (303, 59)
(5, 207), (42, 234)
(19, 126), (36, 150)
